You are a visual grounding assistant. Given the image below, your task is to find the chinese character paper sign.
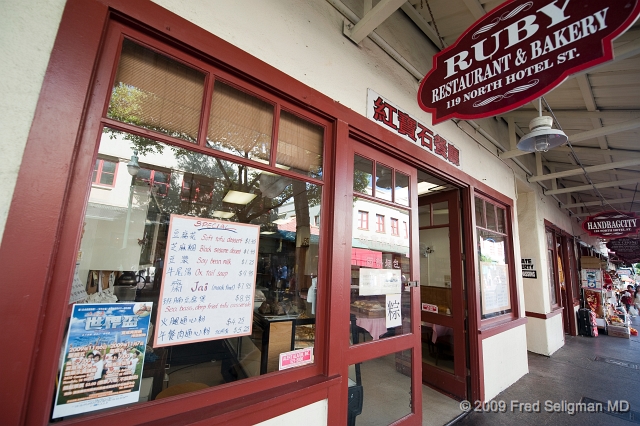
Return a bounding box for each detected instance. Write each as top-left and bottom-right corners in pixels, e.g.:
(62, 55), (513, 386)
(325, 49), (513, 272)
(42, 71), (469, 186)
(52, 303), (152, 419)
(154, 215), (260, 347)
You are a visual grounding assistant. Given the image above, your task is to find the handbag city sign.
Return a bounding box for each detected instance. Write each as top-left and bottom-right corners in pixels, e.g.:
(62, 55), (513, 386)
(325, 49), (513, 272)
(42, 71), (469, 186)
(582, 211), (640, 238)
(418, 0), (640, 124)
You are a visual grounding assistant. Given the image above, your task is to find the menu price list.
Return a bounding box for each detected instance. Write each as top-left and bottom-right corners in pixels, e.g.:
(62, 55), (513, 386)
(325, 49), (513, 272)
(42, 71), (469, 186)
(154, 215), (260, 347)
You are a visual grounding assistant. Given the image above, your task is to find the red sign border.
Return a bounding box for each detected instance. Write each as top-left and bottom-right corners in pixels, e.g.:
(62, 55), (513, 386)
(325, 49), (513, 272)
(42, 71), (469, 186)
(417, 0), (640, 124)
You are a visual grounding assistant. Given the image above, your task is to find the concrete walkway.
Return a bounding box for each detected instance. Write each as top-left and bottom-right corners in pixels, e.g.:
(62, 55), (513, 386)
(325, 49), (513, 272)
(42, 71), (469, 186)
(454, 316), (640, 425)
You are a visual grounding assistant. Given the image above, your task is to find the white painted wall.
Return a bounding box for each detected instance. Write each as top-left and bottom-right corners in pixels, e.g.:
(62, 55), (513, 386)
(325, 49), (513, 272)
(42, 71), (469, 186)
(525, 315), (564, 356)
(482, 325), (529, 401)
(0, 0), (67, 241)
(256, 399), (327, 426)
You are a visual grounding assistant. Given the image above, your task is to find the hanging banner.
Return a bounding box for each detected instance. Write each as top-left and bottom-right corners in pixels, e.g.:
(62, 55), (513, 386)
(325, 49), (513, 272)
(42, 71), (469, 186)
(606, 237), (640, 263)
(581, 211), (640, 238)
(154, 215), (260, 347)
(417, 0), (640, 124)
(52, 303), (152, 419)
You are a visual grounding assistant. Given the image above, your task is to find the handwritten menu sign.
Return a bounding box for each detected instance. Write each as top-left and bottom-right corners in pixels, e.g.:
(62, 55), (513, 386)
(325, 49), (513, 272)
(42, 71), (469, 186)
(154, 215), (260, 347)
(480, 262), (511, 316)
(359, 268), (402, 296)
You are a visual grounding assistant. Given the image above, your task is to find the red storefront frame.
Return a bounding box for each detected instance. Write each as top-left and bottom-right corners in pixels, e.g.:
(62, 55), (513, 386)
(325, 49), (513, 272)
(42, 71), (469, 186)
(0, 0), (526, 424)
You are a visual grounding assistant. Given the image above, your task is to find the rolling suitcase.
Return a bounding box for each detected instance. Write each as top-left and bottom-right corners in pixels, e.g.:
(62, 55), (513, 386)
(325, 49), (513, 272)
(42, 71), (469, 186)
(577, 308), (593, 337)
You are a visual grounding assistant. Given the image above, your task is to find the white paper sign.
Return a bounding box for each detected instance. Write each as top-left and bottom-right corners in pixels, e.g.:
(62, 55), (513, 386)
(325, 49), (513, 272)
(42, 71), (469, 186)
(386, 294), (402, 328)
(154, 215), (260, 347)
(359, 268), (402, 296)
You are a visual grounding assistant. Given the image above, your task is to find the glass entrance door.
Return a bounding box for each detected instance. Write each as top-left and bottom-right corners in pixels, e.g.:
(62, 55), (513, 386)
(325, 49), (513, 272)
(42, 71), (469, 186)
(346, 140), (421, 425)
(417, 176), (467, 400)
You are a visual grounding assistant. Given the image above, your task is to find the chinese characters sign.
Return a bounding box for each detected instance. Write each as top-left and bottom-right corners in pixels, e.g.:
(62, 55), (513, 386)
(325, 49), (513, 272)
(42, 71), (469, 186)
(385, 293), (402, 328)
(418, 0), (640, 124)
(52, 303), (151, 419)
(154, 215), (260, 347)
(367, 89), (461, 168)
(582, 211), (640, 238)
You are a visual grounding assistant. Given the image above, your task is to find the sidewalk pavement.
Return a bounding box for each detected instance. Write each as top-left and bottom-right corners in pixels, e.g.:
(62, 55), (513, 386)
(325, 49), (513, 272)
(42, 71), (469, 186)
(454, 315), (640, 425)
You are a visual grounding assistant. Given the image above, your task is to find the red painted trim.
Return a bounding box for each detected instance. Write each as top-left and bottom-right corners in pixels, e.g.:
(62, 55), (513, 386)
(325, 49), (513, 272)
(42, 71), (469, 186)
(525, 307), (564, 320)
(478, 317), (528, 339)
(0, 0), (527, 422)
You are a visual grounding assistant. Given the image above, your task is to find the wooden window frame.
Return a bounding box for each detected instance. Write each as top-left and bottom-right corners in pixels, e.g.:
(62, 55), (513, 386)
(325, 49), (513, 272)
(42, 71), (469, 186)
(357, 210), (368, 230)
(375, 213), (385, 233)
(92, 157), (118, 187)
(390, 218), (399, 236)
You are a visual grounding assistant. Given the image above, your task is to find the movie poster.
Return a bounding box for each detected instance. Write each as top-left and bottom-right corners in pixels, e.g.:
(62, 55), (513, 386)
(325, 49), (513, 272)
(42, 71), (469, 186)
(52, 303), (152, 419)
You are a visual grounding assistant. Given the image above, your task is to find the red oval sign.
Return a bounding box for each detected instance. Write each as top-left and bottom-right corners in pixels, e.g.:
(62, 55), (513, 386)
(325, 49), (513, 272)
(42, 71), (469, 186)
(418, 0), (640, 124)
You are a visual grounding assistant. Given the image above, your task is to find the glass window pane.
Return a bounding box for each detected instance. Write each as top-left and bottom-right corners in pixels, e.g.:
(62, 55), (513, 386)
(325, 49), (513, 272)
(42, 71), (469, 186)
(354, 155), (373, 196)
(418, 204), (431, 227)
(486, 203), (496, 231)
(432, 201), (449, 226)
(107, 39), (205, 142)
(276, 110), (323, 178)
(478, 230), (511, 319)
(546, 231), (557, 305)
(347, 351), (413, 425)
(419, 227), (452, 316)
(474, 197), (485, 229)
(101, 160), (116, 173)
(375, 163), (393, 202)
(496, 207), (506, 233)
(207, 81), (273, 163)
(99, 172), (115, 186)
(422, 323), (454, 373)
(55, 129), (322, 418)
(351, 200), (411, 345)
(395, 171), (409, 206)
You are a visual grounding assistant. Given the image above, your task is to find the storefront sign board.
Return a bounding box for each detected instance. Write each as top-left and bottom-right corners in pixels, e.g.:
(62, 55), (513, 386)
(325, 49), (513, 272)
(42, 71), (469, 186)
(367, 89), (461, 169)
(154, 215), (260, 347)
(582, 211), (640, 238)
(521, 257), (537, 279)
(359, 268), (402, 296)
(606, 237), (640, 263)
(480, 262), (511, 315)
(52, 303), (152, 419)
(418, 0), (640, 124)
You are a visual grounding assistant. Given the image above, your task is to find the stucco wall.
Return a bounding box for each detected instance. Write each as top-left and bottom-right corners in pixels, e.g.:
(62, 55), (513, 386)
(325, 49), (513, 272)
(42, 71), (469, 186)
(525, 315), (564, 356)
(482, 324), (529, 401)
(0, 0), (67, 241)
(257, 400), (327, 426)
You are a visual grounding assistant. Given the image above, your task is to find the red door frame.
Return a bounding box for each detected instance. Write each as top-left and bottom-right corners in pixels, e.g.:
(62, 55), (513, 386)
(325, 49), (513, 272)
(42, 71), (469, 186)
(418, 190), (468, 400)
(0, 1), (527, 424)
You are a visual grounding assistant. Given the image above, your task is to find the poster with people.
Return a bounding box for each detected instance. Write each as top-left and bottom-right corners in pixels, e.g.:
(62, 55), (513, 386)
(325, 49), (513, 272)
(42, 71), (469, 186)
(52, 303), (152, 419)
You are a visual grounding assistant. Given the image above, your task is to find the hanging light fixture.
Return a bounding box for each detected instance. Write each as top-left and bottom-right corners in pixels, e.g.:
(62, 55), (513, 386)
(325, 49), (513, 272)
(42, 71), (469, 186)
(516, 99), (568, 153)
(127, 150), (140, 176)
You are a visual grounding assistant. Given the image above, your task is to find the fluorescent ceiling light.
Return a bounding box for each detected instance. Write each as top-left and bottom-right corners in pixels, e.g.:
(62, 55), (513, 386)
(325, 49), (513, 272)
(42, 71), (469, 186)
(272, 218), (292, 225)
(260, 231), (276, 235)
(417, 182), (447, 195)
(222, 190), (257, 205)
(212, 211), (235, 219)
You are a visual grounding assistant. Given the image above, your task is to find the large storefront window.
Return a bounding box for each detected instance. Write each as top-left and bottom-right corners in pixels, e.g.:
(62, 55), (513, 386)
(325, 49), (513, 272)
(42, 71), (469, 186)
(475, 196), (512, 320)
(51, 35), (325, 420)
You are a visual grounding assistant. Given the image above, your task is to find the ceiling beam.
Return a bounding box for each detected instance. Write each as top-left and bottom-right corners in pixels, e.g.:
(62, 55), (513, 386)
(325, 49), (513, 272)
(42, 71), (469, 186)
(462, 0), (486, 19)
(544, 178), (640, 195)
(563, 197), (638, 208)
(573, 38), (640, 77)
(400, 2), (445, 48)
(568, 117), (640, 143)
(529, 158), (640, 182)
(344, 0), (406, 44)
(553, 146), (640, 158)
(499, 110), (640, 121)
